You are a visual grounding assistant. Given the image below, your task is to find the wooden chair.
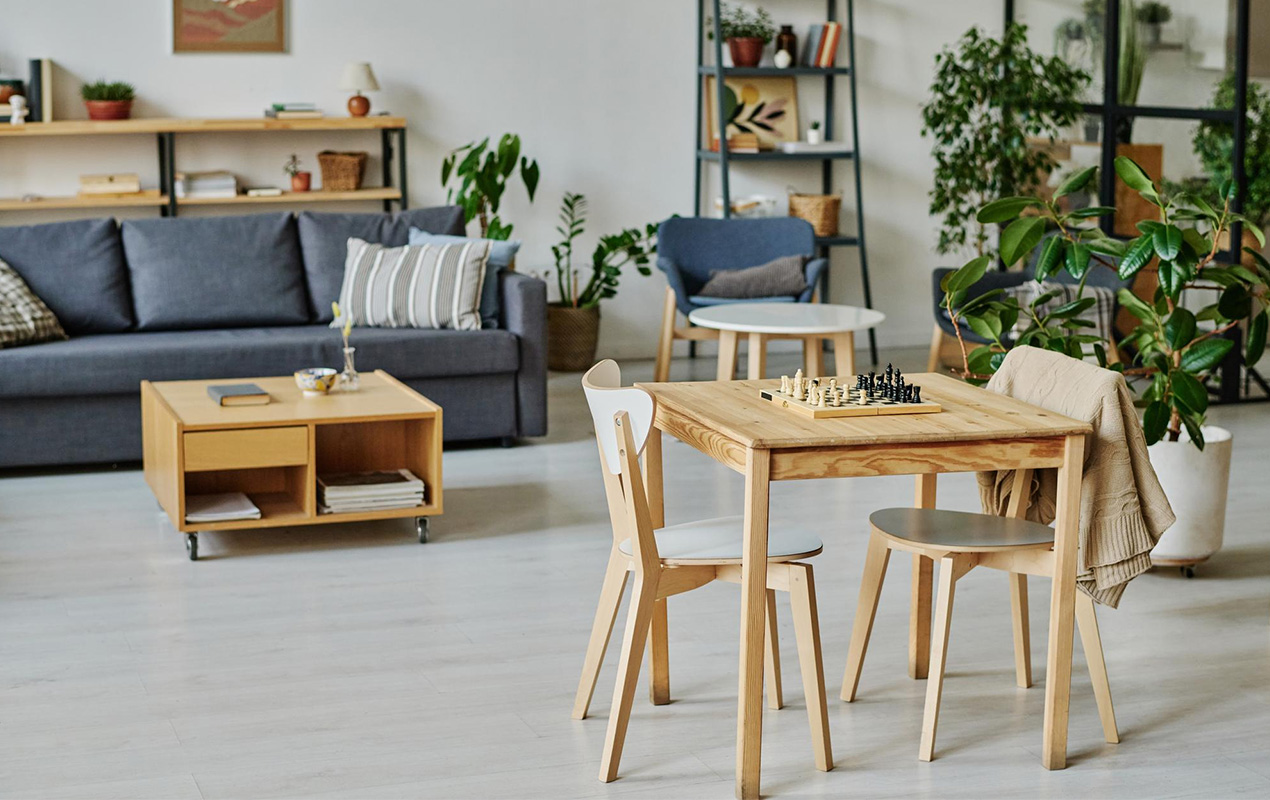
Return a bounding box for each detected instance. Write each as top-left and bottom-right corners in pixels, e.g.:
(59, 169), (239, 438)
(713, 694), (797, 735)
(840, 470), (1120, 762)
(573, 360), (833, 782)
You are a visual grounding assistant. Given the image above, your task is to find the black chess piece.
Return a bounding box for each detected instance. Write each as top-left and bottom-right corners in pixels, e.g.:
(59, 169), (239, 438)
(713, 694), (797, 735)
(904, 385), (913, 403)
(885, 363), (893, 385)
(913, 385), (922, 404)
(868, 371), (875, 391)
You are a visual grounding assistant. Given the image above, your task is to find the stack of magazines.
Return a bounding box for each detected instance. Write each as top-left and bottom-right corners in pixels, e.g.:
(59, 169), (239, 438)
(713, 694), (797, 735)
(184, 492), (261, 524)
(318, 469), (425, 514)
(174, 170), (238, 199)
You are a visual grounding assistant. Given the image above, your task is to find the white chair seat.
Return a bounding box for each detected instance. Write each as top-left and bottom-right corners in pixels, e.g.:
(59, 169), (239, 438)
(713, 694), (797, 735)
(619, 515), (823, 565)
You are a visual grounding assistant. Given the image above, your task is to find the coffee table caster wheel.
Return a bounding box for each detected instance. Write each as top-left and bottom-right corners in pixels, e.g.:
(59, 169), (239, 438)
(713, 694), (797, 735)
(185, 533), (198, 561)
(1182, 566), (1195, 579)
(416, 517), (429, 544)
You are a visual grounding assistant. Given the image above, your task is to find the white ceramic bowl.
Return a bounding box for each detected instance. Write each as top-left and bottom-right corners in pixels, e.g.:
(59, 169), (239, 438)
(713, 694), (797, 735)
(295, 367), (339, 396)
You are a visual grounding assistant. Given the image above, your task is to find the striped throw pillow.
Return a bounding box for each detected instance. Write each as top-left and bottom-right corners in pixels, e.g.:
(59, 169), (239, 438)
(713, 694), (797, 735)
(333, 238), (491, 331)
(0, 256), (67, 348)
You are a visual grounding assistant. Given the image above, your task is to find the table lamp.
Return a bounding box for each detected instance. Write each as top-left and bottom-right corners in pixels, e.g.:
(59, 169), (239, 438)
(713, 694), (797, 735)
(339, 62), (380, 117)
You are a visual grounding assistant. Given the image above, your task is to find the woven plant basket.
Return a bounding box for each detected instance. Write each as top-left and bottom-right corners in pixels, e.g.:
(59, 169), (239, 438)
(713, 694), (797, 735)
(547, 304), (601, 372)
(317, 150), (368, 191)
(788, 192), (841, 237)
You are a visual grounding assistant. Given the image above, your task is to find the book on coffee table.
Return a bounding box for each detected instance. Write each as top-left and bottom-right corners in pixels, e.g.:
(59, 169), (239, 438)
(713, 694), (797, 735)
(207, 383), (270, 406)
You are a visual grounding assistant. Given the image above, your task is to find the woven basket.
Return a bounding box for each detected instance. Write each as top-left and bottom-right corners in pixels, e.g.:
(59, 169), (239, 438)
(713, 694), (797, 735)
(788, 192), (841, 237)
(317, 150), (368, 191)
(547, 304), (601, 372)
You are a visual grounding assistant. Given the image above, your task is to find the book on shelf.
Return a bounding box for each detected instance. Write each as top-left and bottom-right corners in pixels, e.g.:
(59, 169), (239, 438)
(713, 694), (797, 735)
(26, 58), (52, 123)
(271, 102), (317, 111)
(175, 170), (238, 199)
(709, 133), (761, 153)
(265, 109), (323, 119)
(777, 141), (851, 154)
(318, 469), (426, 514)
(185, 492), (261, 523)
(207, 383), (270, 407)
(801, 23), (841, 67)
(800, 25), (824, 67)
(245, 186), (284, 197)
(79, 173), (142, 195)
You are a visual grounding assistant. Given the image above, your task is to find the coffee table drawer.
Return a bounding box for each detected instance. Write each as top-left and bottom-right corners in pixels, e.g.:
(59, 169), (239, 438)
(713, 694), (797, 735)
(184, 427), (309, 472)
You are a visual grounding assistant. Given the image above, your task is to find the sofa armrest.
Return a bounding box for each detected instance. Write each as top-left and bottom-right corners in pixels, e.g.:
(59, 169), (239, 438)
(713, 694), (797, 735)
(499, 270), (548, 437)
(800, 257), (829, 301)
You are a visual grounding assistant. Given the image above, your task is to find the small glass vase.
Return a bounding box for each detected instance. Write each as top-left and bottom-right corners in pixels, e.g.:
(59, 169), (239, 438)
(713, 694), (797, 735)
(339, 346), (360, 392)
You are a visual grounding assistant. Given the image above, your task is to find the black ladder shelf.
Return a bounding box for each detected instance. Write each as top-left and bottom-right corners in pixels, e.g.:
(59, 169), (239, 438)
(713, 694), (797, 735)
(694, 0), (877, 364)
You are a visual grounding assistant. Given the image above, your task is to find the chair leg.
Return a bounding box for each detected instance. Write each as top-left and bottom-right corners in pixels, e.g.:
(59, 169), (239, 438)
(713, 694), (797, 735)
(841, 530), (891, 702)
(1009, 572), (1033, 689)
(926, 324), (944, 372)
(802, 336), (824, 378)
(788, 564), (833, 771)
(572, 551), (630, 720)
(1075, 592), (1120, 744)
(765, 589), (783, 710)
(919, 555), (961, 762)
(654, 287), (677, 383)
(599, 570), (660, 782)
(648, 598), (670, 705)
(717, 330), (739, 381)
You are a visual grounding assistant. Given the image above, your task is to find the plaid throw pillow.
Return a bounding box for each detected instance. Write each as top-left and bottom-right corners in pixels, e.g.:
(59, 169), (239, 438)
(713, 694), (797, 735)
(1009, 281), (1117, 345)
(333, 238), (491, 331)
(0, 256), (67, 348)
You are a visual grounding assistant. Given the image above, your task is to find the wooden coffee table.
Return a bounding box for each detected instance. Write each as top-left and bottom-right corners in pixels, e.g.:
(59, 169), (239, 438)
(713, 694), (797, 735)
(141, 370), (442, 560)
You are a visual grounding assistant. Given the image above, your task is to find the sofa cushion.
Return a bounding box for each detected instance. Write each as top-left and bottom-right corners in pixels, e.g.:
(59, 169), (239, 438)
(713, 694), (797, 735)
(0, 256), (68, 348)
(408, 229), (520, 327)
(0, 218), (133, 334)
(0, 325), (519, 398)
(298, 206), (466, 322)
(122, 214), (310, 331)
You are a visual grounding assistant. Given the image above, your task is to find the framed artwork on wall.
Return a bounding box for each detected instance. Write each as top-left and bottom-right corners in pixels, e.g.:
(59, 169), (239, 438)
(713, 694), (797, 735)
(173, 0), (286, 53)
(704, 75), (799, 148)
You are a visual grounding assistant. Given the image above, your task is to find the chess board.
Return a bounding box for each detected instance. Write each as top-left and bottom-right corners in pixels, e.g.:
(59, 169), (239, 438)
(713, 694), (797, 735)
(758, 371), (942, 419)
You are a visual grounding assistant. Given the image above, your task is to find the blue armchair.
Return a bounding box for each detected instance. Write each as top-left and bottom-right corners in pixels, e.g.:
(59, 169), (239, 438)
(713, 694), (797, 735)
(654, 217), (828, 381)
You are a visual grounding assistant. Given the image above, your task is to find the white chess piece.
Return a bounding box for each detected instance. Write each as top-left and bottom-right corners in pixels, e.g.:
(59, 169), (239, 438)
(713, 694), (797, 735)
(857, 389), (868, 406)
(780, 375), (790, 395)
(9, 94), (28, 126)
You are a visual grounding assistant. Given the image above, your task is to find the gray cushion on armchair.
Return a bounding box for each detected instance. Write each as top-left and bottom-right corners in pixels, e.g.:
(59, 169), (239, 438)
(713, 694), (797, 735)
(698, 254), (808, 299)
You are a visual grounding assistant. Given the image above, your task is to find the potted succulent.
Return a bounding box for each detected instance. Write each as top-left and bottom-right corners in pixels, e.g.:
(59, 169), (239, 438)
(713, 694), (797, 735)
(284, 154), (311, 192)
(1136, 1), (1172, 46)
(807, 120), (823, 145)
(441, 133), (539, 241)
(709, 3), (776, 68)
(81, 80), (134, 120)
(939, 158), (1267, 575)
(544, 192), (658, 371)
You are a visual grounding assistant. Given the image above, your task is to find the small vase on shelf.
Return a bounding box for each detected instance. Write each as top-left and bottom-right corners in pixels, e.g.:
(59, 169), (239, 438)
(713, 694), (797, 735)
(806, 122), (823, 145)
(340, 346), (360, 392)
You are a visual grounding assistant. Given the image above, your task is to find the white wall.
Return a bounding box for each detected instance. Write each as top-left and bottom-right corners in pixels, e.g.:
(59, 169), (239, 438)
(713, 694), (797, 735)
(0, 1), (1007, 357)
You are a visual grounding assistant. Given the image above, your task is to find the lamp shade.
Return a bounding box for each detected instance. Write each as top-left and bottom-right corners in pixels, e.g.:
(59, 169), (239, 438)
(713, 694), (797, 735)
(338, 62), (380, 93)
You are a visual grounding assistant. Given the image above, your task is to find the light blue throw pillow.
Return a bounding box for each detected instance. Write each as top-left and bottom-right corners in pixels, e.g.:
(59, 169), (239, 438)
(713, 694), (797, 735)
(408, 229), (521, 327)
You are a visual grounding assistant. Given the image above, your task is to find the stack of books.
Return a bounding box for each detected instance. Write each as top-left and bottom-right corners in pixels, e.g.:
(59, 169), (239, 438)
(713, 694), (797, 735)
(710, 133), (761, 153)
(265, 102), (322, 120)
(318, 469), (426, 514)
(800, 22), (843, 67)
(175, 170), (238, 199)
(78, 172), (142, 196)
(185, 492), (261, 524)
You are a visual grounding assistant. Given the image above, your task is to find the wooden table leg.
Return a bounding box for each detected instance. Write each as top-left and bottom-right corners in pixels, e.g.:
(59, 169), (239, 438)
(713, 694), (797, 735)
(643, 427), (670, 703)
(747, 332), (767, 380)
(802, 336), (823, 378)
(1043, 434), (1085, 769)
(736, 448), (771, 800)
(832, 331), (855, 377)
(718, 330), (739, 381)
(909, 473), (936, 679)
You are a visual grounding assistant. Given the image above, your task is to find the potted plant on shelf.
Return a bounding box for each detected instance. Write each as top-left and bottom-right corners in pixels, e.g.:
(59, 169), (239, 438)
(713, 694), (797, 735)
(81, 80), (134, 120)
(922, 23), (1089, 259)
(544, 191), (659, 371)
(441, 133), (540, 241)
(806, 120), (823, 145)
(939, 158), (1267, 574)
(1136, 1), (1172, 46)
(709, 3), (776, 68)
(284, 154), (311, 192)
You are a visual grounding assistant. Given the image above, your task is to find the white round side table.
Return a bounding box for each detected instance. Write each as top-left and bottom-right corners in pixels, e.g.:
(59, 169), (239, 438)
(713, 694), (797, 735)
(687, 303), (886, 380)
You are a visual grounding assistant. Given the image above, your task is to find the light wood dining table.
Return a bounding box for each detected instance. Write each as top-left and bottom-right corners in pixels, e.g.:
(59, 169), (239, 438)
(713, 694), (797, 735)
(635, 373), (1092, 799)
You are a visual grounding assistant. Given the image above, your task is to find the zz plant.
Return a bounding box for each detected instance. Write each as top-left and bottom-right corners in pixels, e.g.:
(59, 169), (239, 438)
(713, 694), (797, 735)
(941, 157), (1269, 450)
(441, 133), (540, 241)
(549, 191), (658, 310)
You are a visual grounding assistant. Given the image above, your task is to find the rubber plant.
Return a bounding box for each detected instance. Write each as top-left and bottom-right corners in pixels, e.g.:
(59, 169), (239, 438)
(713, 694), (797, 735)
(549, 191), (658, 309)
(1192, 73), (1270, 230)
(921, 23), (1089, 258)
(440, 133), (540, 241)
(940, 157), (1269, 450)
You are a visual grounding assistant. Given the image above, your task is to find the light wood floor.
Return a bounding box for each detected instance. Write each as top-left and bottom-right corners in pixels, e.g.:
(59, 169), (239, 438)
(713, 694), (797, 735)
(2, 347), (1269, 799)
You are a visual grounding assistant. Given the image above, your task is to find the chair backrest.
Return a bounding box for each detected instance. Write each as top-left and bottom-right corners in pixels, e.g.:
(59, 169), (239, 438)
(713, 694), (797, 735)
(581, 361), (659, 565)
(657, 216), (816, 293)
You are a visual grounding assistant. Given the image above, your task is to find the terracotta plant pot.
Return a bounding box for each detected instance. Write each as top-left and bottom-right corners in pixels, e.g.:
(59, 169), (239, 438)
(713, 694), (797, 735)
(547, 304), (600, 372)
(84, 100), (132, 120)
(291, 172), (312, 192)
(727, 37), (765, 68)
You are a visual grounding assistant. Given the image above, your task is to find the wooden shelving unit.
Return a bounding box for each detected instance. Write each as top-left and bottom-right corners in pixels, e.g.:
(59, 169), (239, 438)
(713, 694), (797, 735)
(0, 116), (408, 216)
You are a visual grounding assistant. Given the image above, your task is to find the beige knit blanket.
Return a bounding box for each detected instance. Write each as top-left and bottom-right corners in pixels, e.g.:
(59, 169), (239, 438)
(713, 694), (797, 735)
(976, 346), (1175, 607)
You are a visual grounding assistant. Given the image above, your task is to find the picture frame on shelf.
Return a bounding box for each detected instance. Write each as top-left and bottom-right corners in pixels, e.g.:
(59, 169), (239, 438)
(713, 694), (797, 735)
(704, 74), (799, 148)
(173, 0), (286, 53)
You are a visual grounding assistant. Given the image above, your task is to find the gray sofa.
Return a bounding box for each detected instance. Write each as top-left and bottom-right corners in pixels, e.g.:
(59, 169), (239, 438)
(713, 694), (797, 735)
(0, 208), (547, 469)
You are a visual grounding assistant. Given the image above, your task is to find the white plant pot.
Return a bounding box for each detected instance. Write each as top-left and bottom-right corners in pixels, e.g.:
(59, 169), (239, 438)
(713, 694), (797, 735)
(1148, 425), (1232, 567)
(806, 128), (823, 145)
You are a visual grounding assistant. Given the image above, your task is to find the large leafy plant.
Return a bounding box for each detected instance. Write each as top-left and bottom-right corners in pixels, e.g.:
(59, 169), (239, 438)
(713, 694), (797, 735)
(1192, 73), (1270, 229)
(941, 157), (1269, 450)
(440, 134), (540, 241)
(922, 23), (1089, 257)
(708, 4), (776, 42)
(548, 192), (658, 310)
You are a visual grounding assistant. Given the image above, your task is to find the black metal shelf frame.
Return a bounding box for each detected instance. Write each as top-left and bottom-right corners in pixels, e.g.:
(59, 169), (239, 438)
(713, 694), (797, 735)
(695, 0), (877, 364)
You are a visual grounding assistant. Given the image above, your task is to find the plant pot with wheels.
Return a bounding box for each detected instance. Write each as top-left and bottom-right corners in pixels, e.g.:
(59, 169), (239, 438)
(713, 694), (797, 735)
(548, 304), (601, 372)
(1149, 426), (1233, 572)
